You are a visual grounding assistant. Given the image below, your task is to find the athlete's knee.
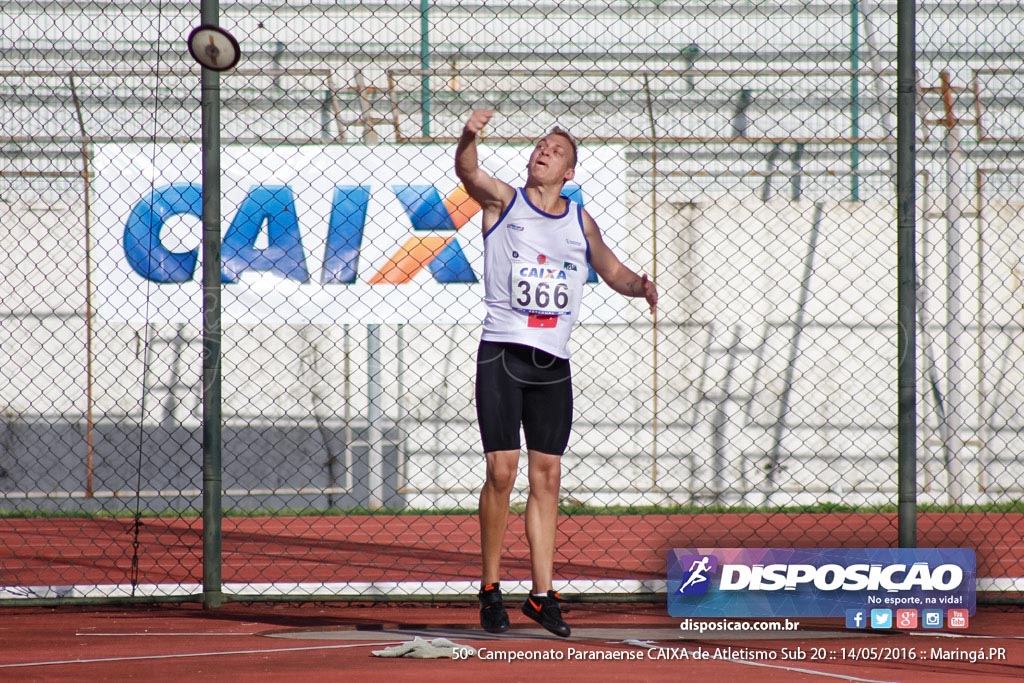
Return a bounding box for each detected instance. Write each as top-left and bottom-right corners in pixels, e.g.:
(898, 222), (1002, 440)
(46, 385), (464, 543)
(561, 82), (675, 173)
(484, 452), (519, 494)
(529, 473), (560, 498)
(484, 471), (517, 497)
(527, 453), (561, 495)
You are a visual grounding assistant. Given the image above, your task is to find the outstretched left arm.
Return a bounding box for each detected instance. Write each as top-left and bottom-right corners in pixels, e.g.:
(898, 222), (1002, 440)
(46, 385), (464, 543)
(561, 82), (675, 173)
(582, 209), (658, 314)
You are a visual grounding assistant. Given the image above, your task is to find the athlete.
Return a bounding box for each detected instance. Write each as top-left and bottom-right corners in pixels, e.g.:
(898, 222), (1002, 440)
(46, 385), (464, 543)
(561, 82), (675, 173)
(455, 109), (658, 637)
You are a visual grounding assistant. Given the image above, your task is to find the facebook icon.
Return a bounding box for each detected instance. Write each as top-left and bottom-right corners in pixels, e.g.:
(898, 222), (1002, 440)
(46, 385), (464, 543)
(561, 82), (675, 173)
(845, 609), (867, 629)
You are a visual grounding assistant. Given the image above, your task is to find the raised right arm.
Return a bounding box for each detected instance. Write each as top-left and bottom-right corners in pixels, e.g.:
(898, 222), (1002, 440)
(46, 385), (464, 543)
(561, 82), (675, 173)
(455, 109), (515, 231)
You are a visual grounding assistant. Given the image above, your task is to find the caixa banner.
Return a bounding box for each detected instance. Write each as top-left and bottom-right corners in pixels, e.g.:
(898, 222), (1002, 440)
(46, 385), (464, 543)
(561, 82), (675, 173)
(667, 548), (976, 618)
(91, 143), (629, 324)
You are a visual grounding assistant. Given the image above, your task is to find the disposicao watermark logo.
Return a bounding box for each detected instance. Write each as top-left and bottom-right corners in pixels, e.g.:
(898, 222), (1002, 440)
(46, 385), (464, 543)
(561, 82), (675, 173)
(667, 548), (976, 618)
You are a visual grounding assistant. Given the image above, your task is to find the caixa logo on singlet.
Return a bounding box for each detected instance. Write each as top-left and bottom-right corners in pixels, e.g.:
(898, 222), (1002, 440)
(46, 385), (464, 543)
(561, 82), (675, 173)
(675, 554), (718, 596)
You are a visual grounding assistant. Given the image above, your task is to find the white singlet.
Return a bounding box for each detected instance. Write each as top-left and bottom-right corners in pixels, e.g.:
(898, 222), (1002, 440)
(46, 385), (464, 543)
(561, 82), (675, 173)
(480, 188), (590, 359)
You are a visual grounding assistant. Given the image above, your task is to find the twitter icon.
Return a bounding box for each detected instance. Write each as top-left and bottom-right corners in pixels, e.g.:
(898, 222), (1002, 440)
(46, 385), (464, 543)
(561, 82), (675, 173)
(870, 609), (893, 629)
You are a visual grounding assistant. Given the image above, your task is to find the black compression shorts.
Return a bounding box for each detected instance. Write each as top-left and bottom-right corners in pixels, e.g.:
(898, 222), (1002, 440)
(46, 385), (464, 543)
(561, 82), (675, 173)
(475, 340), (573, 456)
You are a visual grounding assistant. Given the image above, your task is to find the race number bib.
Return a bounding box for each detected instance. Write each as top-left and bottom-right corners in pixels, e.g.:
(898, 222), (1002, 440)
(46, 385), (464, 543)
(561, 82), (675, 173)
(510, 259), (575, 316)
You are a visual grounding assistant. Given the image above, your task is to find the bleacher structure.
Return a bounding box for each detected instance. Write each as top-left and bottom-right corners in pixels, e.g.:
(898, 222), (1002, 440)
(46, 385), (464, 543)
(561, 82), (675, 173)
(2, 1), (1024, 517)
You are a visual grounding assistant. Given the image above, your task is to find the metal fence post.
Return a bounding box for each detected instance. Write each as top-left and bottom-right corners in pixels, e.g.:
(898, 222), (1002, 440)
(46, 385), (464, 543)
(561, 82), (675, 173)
(896, 0), (918, 548)
(366, 323), (385, 510)
(200, 0), (224, 609)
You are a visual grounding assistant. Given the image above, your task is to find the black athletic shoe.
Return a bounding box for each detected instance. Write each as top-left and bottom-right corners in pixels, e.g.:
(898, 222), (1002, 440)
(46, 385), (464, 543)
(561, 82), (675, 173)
(478, 582), (510, 634)
(521, 590), (571, 637)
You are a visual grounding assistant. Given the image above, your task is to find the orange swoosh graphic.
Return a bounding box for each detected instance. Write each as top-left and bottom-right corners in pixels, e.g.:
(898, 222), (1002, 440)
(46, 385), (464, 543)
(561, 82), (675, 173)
(368, 185), (481, 285)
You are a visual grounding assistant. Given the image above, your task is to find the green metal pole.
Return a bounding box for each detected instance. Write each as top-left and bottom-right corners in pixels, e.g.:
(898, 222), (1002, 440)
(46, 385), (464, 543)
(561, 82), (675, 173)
(850, 0), (861, 201)
(896, 0), (918, 548)
(420, 0), (431, 137)
(200, 0), (224, 608)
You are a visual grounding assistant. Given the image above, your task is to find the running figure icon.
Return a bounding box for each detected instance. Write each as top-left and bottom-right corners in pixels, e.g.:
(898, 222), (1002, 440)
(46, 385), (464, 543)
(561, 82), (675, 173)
(679, 556), (712, 593)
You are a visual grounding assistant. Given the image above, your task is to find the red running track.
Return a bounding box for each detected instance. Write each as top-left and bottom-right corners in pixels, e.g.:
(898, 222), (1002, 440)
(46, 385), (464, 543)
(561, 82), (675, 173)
(0, 602), (1022, 682)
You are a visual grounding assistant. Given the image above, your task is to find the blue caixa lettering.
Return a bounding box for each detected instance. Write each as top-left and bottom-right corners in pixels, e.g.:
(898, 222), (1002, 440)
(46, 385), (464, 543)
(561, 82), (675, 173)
(123, 182), (596, 285)
(124, 182), (369, 285)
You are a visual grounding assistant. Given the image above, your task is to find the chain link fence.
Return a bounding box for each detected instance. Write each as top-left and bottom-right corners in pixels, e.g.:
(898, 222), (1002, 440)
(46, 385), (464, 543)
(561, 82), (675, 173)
(2, 1), (1022, 603)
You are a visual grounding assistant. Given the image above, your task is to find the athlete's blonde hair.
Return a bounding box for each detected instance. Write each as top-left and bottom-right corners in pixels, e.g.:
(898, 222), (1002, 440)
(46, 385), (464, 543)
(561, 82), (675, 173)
(547, 126), (578, 168)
